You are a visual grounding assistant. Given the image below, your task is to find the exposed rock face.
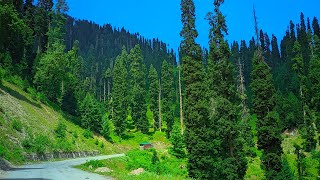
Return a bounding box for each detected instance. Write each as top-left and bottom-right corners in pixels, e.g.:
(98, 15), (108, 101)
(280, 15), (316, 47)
(129, 168), (145, 175)
(0, 158), (12, 171)
(24, 151), (100, 161)
(94, 167), (113, 173)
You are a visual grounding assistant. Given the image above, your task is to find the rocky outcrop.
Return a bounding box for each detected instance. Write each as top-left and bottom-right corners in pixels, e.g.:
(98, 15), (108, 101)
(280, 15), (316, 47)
(0, 158), (13, 171)
(24, 151), (100, 161)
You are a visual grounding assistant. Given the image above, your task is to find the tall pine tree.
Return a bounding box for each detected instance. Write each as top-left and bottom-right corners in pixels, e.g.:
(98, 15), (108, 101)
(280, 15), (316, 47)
(180, 0), (209, 178)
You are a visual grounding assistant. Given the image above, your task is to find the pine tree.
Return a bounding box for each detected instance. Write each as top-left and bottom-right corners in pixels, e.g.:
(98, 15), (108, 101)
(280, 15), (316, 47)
(34, 0), (53, 53)
(112, 48), (129, 136)
(161, 60), (174, 137)
(251, 49), (283, 179)
(310, 35), (320, 134)
(148, 65), (159, 130)
(180, 0), (209, 178)
(292, 41), (316, 151)
(129, 45), (149, 134)
(79, 93), (103, 133)
(206, 0), (247, 179)
(169, 125), (186, 158)
(100, 113), (111, 140)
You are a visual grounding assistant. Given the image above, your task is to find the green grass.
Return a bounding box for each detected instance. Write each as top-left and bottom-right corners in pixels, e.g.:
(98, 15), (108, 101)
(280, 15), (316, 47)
(76, 148), (188, 180)
(0, 81), (124, 164)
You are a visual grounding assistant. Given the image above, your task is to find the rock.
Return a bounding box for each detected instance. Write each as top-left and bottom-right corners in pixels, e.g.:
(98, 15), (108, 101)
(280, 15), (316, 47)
(129, 168), (145, 175)
(94, 167), (112, 173)
(0, 158), (13, 171)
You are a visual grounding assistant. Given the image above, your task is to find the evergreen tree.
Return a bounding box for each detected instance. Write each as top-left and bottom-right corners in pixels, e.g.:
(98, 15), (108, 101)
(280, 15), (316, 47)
(161, 60), (174, 137)
(129, 45), (148, 134)
(148, 65), (159, 130)
(292, 41), (316, 151)
(112, 48), (129, 136)
(180, 0), (209, 178)
(206, 0), (247, 179)
(100, 113), (111, 140)
(251, 42), (283, 179)
(34, 0), (53, 53)
(169, 125), (186, 158)
(79, 93), (103, 133)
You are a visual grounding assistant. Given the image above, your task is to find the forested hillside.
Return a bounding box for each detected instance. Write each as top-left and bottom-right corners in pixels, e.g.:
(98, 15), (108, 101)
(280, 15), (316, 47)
(1, 0), (320, 179)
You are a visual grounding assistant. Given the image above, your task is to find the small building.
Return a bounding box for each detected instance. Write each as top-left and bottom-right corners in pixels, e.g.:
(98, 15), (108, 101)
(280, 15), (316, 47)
(139, 142), (153, 150)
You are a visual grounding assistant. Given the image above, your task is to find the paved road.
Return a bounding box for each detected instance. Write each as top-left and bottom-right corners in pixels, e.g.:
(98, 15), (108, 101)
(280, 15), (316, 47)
(0, 154), (125, 180)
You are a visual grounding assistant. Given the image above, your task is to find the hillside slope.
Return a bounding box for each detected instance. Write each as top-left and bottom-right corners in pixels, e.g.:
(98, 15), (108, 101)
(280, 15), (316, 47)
(0, 81), (120, 164)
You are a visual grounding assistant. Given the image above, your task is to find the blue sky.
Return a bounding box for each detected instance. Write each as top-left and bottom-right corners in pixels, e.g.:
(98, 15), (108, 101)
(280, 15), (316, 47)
(66, 0), (320, 53)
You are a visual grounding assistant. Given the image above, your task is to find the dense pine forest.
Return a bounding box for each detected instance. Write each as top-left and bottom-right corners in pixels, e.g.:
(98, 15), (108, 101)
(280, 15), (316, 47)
(0, 0), (320, 179)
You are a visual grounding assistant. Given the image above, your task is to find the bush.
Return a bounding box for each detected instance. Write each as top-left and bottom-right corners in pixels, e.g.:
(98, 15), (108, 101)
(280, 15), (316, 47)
(33, 135), (50, 154)
(95, 139), (99, 145)
(83, 129), (93, 139)
(22, 138), (33, 150)
(72, 131), (78, 139)
(0, 144), (5, 157)
(27, 87), (38, 100)
(84, 160), (104, 169)
(8, 75), (28, 91)
(100, 113), (111, 140)
(55, 121), (67, 139)
(0, 68), (5, 85)
(12, 119), (23, 132)
(99, 142), (104, 149)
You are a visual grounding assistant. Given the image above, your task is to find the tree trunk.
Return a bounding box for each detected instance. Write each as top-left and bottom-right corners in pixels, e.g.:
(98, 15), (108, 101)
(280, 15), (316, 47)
(178, 65), (184, 134)
(158, 80), (162, 132)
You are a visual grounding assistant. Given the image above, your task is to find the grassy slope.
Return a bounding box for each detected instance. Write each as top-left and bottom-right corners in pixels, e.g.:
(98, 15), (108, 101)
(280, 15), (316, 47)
(0, 81), (140, 164)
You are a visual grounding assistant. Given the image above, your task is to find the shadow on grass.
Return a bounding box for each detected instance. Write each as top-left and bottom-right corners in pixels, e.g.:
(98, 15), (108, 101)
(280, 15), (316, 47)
(0, 84), (41, 109)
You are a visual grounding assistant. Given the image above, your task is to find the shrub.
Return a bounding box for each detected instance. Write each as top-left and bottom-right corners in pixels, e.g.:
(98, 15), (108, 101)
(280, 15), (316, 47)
(22, 138), (33, 150)
(72, 131), (78, 139)
(27, 87), (38, 100)
(83, 129), (93, 139)
(95, 139), (99, 145)
(55, 121), (67, 139)
(100, 113), (111, 140)
(33, 135), (50, 154)
(0, 68), (5, 85)
(99, 142), (104, 149)
(0, 144), (5, 157)
(8, 75), (28, 90)
(12, 119), (23, 132)
(84, 160), (104, 169)
(169, 125), (186, 158)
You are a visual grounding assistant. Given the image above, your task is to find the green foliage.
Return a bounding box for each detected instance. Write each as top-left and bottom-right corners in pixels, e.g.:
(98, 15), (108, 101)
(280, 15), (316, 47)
(151, 149), (160, 164)
(161, 60), (174, 137)
(34, 41), (68, 102)
(79, 93), (103, 133)
(0, 144), (5, 157)
(100, 113), (111, 140)
(55, 121), (67, 139)
(83, 129), (93, 139)
(12, 119), (23, 132)
(8, 75), (29, 91)
(169, 125), (186, 159)
(83, 160), (104, 169)
(33, 135), (50, 154)
(130, 45), (149, 134)
(0, 68), (5, 85)
(112, 48), (129, 136)
(148, 65), (159, 130)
